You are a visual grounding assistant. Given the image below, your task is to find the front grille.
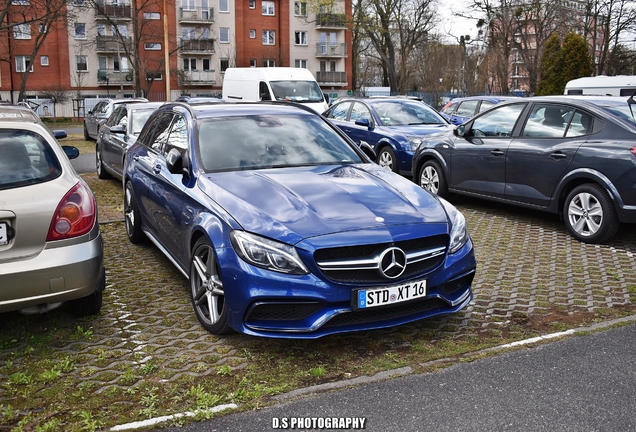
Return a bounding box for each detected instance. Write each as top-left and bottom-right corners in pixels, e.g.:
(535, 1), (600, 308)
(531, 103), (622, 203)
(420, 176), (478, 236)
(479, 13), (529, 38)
(246, 302), (324, 321)
(323, 298), (447, 328)
(315, 234), (448, 284)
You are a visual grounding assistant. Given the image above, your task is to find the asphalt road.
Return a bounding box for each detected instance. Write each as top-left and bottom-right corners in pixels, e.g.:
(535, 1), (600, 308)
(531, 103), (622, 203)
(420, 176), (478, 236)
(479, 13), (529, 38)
(159, 320), (636, 432)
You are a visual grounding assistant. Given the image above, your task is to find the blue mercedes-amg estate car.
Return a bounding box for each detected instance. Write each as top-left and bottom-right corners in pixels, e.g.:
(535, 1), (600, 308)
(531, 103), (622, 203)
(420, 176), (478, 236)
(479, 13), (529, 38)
(122, 101), (476, 338)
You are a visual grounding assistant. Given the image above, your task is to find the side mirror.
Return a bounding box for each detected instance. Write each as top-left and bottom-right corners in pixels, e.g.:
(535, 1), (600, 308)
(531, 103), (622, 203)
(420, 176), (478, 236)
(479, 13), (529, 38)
(111, 124), (126, 134)
(52, 130), (67, 139)
(166, 148), (190, 178)
(62, 145), (79, 160)
(454, 124), (467, 137)
(355, 117), (373, 129)
(358, 140), (377, 160)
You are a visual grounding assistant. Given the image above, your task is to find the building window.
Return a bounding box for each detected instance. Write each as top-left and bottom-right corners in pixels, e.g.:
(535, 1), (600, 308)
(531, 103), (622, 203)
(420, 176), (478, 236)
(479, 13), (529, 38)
(219, 0), (228, 13)
(263, 59), (275, 67)
(202, 58), (210, 70)
(144, 12), (161, 19)
(12, 0), (29, 4)
(15, 56), (32, 72)
(294, 31), (307, 45)
(14, 24), (31, 40)
(184, 58), (197, 71)
(146, 73), (162, 80)
(294, 1), (306, 16)
(249, 29), (256, 38)
(220, 27), (230, 43)
(41, 55), (49, 66)
(39, 24), (47, 33)
(262, 0), (274, 15)
(74, 23), (86, 39)
(295, 59), (307, 68)
(250, 58), (256, 67)
(262, 30), (275, 45)
(182, 26), (196, 39)
(145, 43), (162, 50)
(220, 58), (229, 72)
(76, 55), (88, 72)
(249, 0), (255, 8)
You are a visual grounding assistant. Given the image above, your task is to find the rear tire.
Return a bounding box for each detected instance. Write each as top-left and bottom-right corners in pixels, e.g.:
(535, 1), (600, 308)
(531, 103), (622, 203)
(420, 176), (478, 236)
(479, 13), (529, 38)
(564, 183), (619, 244)
(68, 268), (105, 316)
(96, 143), (112, 179)
(83, 123), (91, 141)
(124, 181), (145, 243)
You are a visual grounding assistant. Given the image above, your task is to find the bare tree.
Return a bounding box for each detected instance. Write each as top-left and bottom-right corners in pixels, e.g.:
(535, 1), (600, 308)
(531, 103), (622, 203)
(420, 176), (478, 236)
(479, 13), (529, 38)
(355, 0), (438, 93)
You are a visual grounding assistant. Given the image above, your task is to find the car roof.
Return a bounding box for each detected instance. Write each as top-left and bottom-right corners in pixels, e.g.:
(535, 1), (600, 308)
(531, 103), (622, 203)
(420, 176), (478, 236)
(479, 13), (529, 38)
(449, 96), (519, 104)
(127, 101), (165, 110)
(165, 101), (318, 120)
(0, 105), (41, 124)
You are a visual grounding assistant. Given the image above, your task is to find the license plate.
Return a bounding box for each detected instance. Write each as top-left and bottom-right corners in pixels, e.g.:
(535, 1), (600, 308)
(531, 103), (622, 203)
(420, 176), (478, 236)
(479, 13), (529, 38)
(0, 222), (7, 245)
(354, 279), (427, 310)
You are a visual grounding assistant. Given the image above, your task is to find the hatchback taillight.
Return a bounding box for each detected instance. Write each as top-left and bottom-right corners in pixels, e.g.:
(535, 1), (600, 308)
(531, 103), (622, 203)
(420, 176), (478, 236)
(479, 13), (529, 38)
(47, 182), (96, 241)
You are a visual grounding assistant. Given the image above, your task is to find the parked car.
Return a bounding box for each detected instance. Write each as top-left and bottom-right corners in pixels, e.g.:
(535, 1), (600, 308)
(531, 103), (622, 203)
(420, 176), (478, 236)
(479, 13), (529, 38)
(412, 95), (636, 244)
(0, 105), (105, 315)
(83, 97), (148, 140)
(174, 96), (224, 104)
(122, 102), (476, 338)
(322, 97), (453, 176)
(439, 96), (518, 125)
(96, 101), (165, 180)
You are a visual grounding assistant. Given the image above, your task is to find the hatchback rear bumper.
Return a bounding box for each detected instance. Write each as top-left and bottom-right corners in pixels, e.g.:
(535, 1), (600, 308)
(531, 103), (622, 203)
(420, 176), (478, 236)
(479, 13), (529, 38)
(0, 228), (104, 313)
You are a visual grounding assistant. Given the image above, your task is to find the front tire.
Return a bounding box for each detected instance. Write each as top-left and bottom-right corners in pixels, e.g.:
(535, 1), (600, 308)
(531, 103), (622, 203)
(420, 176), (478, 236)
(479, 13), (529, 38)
(377, 147), (398, 173)
(124, 182), (145, 243)
(96, 143), (112, 179)
(419, 160), (448, 198)
(189, 238), (232, 335)
(564, 183), (619, 244)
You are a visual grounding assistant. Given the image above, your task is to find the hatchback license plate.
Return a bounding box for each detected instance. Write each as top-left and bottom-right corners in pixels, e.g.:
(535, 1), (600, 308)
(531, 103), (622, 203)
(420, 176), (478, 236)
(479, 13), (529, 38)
(0, 222), (7, 245)
(354, 279), (427, 310)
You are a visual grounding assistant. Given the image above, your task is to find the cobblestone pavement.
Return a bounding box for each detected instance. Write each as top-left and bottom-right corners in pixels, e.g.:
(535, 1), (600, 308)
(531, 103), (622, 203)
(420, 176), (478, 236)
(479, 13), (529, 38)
(1, 174), (636, 404)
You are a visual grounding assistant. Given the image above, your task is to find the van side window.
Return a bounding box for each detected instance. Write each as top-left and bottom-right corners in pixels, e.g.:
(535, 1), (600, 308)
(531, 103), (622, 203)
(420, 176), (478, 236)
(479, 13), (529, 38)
(259, 82), (271, 101)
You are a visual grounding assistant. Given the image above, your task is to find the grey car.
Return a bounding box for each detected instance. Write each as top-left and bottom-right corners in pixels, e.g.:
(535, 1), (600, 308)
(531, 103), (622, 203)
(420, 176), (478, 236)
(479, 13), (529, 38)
(83, 97), (148, 141)
(96, 101), (164, 180)
(0, 105), (105, 315)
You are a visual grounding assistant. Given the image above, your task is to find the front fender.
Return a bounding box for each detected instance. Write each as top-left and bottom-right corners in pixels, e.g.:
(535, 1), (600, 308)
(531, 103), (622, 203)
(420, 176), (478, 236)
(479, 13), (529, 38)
(412, 147), (450, 181)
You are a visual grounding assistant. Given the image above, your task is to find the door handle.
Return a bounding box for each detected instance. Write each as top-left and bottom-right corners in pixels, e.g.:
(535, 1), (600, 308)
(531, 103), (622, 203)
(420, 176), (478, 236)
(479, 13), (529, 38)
(133, 155), (139, 162)
(550, 152), (567, 159)
(490, 150), (504, 156)
(153, 164), (161, 174)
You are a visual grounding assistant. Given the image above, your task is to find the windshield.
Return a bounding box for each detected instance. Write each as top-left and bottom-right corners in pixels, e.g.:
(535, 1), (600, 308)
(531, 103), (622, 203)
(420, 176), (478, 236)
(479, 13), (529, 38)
(269, 80), (325, 103)
(197, 114), (364, 172)
(372, 101), (447, 126)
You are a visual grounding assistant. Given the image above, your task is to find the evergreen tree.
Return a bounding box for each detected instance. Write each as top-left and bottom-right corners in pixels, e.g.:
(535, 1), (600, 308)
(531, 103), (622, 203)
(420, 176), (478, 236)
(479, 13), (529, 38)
(536, 33), (563, 96)
(561, 32), (593, 87)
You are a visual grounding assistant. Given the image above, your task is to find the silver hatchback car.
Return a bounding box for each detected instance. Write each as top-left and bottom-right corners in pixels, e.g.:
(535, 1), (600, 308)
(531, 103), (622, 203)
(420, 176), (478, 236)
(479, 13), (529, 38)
(0, 105), (105, 315)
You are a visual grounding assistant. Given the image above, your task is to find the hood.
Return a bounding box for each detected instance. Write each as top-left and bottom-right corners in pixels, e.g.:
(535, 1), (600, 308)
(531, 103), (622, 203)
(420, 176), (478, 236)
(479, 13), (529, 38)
(198, 164), (449, 245)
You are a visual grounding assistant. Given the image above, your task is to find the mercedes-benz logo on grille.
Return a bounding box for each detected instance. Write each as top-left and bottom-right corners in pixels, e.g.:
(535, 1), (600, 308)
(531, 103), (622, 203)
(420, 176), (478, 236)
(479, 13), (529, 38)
(379, 247), (407, 279)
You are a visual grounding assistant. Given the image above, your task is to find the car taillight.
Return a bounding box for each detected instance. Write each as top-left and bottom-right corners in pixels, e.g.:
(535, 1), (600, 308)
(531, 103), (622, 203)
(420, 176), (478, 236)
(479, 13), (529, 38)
(631, 147), (636, 158)
(47, 182), (96, 241)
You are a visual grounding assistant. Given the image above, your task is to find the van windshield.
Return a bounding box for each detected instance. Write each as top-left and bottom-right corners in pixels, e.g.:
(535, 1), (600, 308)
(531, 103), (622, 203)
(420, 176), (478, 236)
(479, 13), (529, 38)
(270, 80), (325, 103)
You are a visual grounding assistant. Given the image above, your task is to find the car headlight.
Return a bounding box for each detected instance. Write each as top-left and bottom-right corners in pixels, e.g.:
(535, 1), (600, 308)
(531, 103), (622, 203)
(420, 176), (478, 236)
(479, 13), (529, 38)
(438, 198), (470, 254)
(407, 136), (423, 151)
(230, 231), (309, 275)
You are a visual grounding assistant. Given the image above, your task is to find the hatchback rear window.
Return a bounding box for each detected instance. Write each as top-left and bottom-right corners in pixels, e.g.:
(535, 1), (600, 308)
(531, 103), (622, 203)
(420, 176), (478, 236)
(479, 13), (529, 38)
(0, 129), (62, 190)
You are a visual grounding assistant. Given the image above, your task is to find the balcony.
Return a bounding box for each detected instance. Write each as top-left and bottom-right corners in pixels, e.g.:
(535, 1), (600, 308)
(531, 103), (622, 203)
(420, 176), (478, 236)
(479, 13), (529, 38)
(96, 35), (133, 52)
(178, 38), (215, 53)
(178, 7), (215, 23)
(97, 69), (135, 85)
(315, 43), (347, 58)
(182, 70), (216, 85)
(95, 2), (132, 20)
(316, 13), (347, 29)
(315, 71), (347, 86)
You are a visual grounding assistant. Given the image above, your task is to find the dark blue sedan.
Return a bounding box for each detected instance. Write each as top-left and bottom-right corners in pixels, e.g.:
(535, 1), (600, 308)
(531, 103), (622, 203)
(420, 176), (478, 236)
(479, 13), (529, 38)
(323, 98), (453, 176)
(123, 102), (476, 338)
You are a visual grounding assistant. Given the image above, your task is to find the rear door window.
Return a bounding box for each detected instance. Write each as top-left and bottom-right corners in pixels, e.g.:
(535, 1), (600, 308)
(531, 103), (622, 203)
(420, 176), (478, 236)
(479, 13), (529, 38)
(0, 130), (62, 190)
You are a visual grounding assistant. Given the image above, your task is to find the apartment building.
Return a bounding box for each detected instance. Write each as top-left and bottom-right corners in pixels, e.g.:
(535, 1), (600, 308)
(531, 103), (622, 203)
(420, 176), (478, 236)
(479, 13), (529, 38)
(0, 0), (352, 110)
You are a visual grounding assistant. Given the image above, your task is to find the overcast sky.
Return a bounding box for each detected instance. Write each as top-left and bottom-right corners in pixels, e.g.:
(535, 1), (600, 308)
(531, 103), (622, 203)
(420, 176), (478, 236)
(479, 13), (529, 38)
(436, 0), (479, 42)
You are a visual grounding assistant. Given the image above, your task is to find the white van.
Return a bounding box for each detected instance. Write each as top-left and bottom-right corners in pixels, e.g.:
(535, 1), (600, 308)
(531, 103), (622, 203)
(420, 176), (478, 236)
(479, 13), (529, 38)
(221, 67), (329, 113)
(564, 75), (636, 96)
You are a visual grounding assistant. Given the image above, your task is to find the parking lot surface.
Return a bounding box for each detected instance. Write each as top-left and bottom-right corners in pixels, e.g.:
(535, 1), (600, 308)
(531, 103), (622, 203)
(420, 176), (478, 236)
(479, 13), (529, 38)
(1, 172), (635, 429)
